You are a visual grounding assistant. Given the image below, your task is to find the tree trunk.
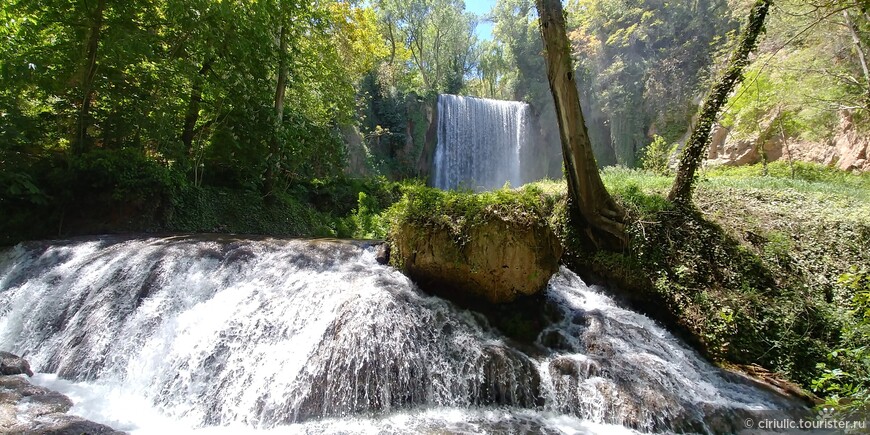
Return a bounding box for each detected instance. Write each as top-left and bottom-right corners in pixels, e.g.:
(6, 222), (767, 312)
(265, 25), (289, 198)
(843, 10), (870, 107)
(181, 58), (214, 154)
(386, 19), (397, 65)
(535, 0), (626, 250)
(73, 0), (106, 155)
(668, 0), (771, 204)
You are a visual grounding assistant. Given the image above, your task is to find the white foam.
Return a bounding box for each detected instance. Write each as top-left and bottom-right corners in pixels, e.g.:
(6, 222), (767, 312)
(1, 237), (796, 433)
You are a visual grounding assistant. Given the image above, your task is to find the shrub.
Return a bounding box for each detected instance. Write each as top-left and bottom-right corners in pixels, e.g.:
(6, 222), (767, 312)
(640, 135), (676, 176)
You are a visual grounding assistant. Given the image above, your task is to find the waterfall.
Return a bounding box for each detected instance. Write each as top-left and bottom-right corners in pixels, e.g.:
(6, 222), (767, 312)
(0, 236), (805, 434)
(433, 94), (530, 191)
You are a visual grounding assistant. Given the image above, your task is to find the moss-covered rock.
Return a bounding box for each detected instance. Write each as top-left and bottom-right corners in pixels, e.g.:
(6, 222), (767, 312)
(393, 219), (562, 303)
(387, 183), (563, 304)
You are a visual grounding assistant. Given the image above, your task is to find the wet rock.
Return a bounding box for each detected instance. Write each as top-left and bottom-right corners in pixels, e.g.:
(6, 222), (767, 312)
(392, 219), (562, 304)
(549, 356), (600, 379)
(24, 413), (124, 435)
(1, 351), (34, 377)
(477, 345), (542, 407)
(570, 311), (590, 326)
(549, 356), (579, 377)
(540, 330), (571, 351)
(375, 242), (390, 265)
(0, 373), (125, 434)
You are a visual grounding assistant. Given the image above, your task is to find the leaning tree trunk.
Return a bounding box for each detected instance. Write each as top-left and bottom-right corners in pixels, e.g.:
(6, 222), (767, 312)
(535, 0), (626, 250)
(668, 0), (771, 204)
(73, 0), (106, 155)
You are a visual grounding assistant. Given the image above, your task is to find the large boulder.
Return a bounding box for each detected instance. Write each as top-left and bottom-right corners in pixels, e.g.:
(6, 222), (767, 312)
(392, 219), (562, 304)
(0, 351), (33, 377)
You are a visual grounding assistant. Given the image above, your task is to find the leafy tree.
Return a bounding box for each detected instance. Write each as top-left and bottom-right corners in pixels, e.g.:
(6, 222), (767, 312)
(567, 0), (734, 166)
(374, 0), (478, 95)
(719, 0), (870, 152)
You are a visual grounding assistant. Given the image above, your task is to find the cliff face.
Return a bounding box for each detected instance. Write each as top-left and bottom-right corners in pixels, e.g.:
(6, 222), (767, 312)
(344, 97), (439, 181)
(707, 111), (869, 171)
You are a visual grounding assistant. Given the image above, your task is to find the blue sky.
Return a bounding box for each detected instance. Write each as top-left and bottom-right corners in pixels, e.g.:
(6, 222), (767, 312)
(465, 0), (497, 40)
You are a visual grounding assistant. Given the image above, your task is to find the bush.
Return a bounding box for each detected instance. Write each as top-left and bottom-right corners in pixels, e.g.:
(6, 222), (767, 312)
(640, 135), (676, 176)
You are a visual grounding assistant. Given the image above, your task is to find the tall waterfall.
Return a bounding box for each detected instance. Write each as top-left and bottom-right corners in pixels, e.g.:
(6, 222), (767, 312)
(0, 236), (804, 434)
(433, 94), (530, 191)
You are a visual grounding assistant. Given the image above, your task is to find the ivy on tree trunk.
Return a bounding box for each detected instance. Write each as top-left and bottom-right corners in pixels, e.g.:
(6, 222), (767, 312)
(668, 0), (772, 204)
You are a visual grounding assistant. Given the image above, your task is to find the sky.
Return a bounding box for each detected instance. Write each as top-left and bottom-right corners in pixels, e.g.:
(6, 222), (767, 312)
(465, 0), (497, 40)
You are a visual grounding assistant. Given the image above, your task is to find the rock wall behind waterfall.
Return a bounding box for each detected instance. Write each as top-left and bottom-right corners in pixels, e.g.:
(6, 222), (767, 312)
(346, 92), (439, 181)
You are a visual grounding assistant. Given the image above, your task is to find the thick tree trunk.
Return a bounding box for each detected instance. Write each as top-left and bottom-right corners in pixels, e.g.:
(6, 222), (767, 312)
(265, 25), (289, 198)
(181, 58), (214, 154)
(73, 0), (106, 155)
(668, 0), (771, 204)
(535, 0), (626, 250)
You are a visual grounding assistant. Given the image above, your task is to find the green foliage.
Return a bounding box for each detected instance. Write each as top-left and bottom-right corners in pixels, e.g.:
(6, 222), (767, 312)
(374, 0), (478, 95)
(564, 0), (736, 167)
(555, 165), (869, 393)
(71, 149), (182, 202)
(720, 0), (870, 143)
(356, 75), (436, 180)
(639, 135), (676, 175)
(703, 161), (870, 201)
(813, 268), (870, 417)
(0, 0), (379, 198)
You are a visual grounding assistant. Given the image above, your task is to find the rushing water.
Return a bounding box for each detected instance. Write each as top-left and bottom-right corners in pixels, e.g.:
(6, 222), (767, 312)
(433, 94), (531, 191)
(0, 236), (803, 434)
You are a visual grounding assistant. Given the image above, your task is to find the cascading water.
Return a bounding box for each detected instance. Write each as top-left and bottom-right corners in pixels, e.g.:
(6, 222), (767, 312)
(0, 236), (805, 434)
(433, 94), (530, 191)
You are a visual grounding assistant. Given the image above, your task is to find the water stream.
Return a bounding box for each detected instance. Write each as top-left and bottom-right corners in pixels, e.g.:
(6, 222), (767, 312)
(0, 236), (802, 433)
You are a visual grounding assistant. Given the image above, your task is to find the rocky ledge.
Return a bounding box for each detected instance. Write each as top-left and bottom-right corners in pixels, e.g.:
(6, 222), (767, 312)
(391, 218), (562, 304)
(0, 352), (125, 435)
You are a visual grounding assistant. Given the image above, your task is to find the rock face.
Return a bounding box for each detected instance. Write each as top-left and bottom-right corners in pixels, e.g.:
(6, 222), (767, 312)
(0, 352), (126, 434)
(0, 351), (34, 377)
(392, 220), (563, 304)
(707, 111), (870, 171)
